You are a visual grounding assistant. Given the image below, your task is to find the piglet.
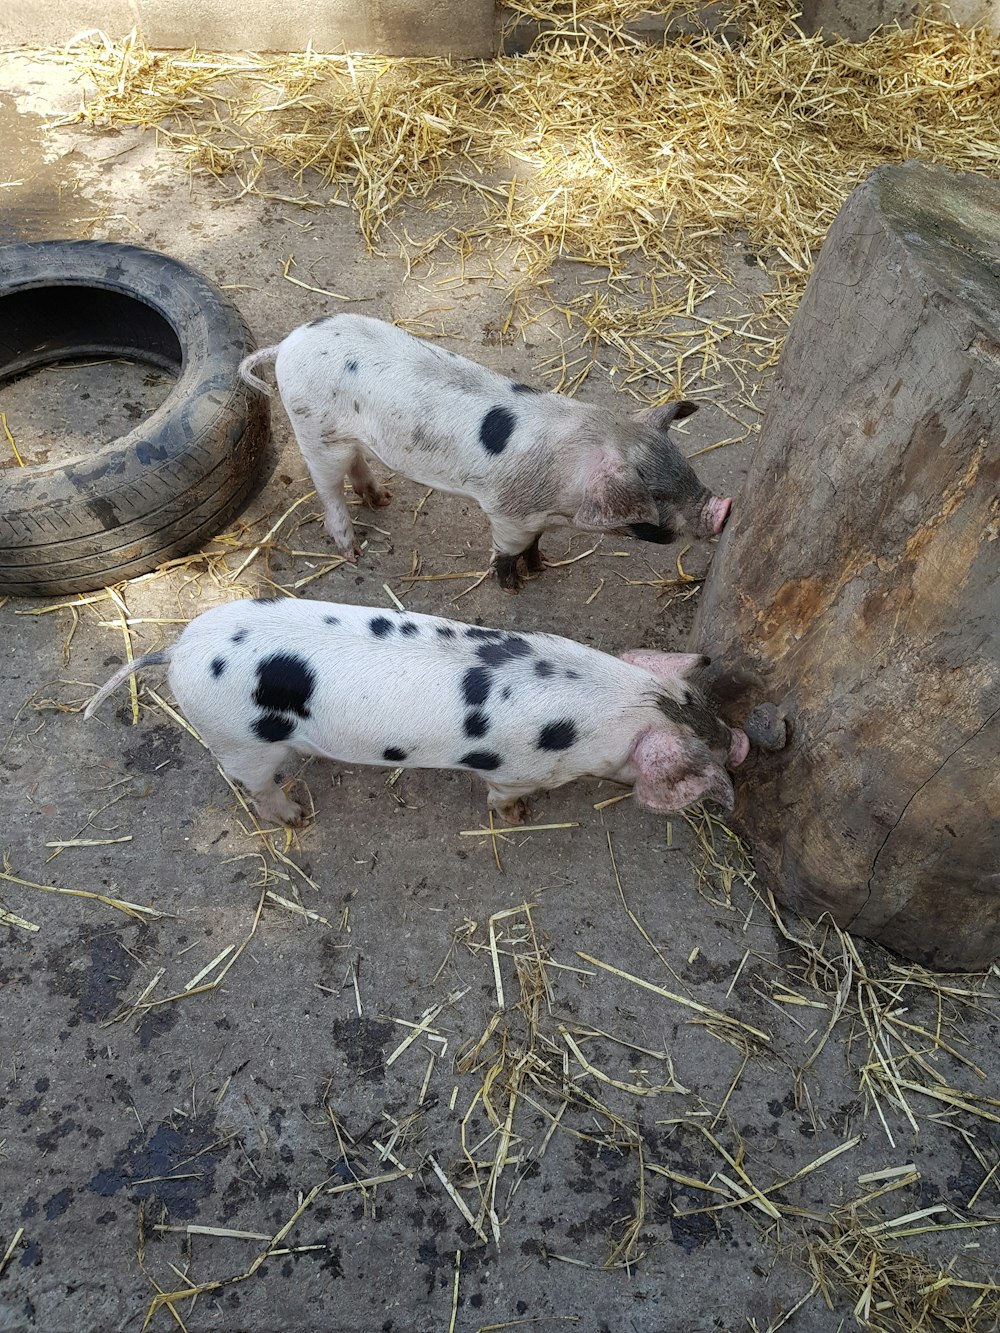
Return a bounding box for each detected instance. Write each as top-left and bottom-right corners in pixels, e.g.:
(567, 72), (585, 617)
(84, 598), (749, 826)
(239, 315), (731, 591)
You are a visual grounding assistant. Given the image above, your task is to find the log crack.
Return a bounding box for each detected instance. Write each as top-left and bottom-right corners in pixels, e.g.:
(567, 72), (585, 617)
(851, 703), (1000, 928)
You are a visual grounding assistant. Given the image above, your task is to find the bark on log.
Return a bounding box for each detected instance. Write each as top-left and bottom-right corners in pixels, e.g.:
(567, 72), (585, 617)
(690, 161), (1000, 972)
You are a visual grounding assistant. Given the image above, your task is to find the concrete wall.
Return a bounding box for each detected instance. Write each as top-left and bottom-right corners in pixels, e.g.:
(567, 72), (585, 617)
(1, 0), (996, 54)
(0, 0), (497, 56)
(799, 0), (998, 37)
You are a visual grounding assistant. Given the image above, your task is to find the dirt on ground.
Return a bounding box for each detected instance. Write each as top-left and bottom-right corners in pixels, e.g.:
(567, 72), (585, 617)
(1, 46), (999, 1333)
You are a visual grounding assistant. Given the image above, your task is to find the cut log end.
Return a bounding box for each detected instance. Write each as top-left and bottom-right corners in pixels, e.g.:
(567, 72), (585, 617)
(691, 162), (1000, 972)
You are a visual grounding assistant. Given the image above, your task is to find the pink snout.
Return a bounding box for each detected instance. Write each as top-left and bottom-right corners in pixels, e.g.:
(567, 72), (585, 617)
(700, 495), (732, 537)
(727, 727), (750, 768)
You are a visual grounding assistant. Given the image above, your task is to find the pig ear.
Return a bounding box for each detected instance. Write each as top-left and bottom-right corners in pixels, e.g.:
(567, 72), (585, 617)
(636, 400), (699, 433)
(631, 731), (735, 814)
(635, 760), (735, 815)
(574, 461), (658, 530)
(621, 650), (709, 682)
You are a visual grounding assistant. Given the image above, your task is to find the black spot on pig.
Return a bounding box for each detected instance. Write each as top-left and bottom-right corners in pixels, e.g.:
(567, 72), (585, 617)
(232, 629), (248, 644)
(323, 615), (340, 626)
(253, 597), (278, 604)
(253, 714), (296, 743)
(480, 406), (516, 456)
(534, 660), (554, 678)
(538, 720), (578, 751)
(464, 711), (489, 738)
(501, 686), (513, 700)
(254, 654), (314, 718)
(459, 750), (502, 771)
(307, 316), (331, 327)
(512, 383), (538, 393)
(477, 636), (531, 668)
(462, 667), (492, 707)
(211, 657), (226, 678)
(400, 622), (419, 637)
(435, 625), (456, 639)
(383, 747), (407, 762)
(346, 359), (358, 374)
(370, 616), (394, 638)
(565, 669), (580, 680)
(466, 627), (505, 640)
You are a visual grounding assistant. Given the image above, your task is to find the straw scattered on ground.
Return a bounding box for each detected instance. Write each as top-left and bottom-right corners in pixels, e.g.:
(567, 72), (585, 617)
(5, 8), (1000, 1324)
(57, 3), (1000, 409)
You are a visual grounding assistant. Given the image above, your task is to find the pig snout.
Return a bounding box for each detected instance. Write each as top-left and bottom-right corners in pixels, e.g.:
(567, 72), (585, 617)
(697, 494), (731, 538)
(743, 703), (788, 753)
(727, 727), (750, 768)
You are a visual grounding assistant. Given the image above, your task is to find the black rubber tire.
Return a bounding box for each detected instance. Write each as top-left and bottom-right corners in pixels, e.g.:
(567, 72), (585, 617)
(0, 240), (270, 597)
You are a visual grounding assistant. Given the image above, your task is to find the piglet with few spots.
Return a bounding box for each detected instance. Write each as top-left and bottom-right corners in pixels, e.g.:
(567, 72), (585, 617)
(239, 315), (731, 590)
(84, 598), (750, 826)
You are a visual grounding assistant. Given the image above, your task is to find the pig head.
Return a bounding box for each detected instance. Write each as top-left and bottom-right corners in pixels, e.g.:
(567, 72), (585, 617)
(618, 650), (749, 813)
(603, 401), (732, 544)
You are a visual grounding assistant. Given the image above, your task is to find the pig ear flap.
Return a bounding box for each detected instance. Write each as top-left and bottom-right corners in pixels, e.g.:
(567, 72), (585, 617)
(636, 400), (699, 433)
(573, 465), (658, 530)
(621, 650), (709, 682)
(634, 761), (735, 815)
(700, 766), (736, 812)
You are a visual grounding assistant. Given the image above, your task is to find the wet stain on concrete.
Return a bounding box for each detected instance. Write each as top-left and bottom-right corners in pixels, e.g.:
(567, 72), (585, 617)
(0, 93), (91, 244)
(43, 1186), (73, 1220)
(136, 1005), (178, 1049)
(331, 1016), (394, 1082)
(125, 723), (185, 774)
(46, 926), (141, 1025)
(87, 1112), (224, 1219)
(661, 1187), (734, 1251)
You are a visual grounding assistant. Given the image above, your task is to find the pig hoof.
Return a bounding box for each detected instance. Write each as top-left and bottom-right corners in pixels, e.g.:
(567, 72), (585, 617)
(497, 797), (531, 825)
(493, 555), (524, 592)
(252, 794), (306, 826)
(522, 542), (545, 575)
(364, 486), (392, 509)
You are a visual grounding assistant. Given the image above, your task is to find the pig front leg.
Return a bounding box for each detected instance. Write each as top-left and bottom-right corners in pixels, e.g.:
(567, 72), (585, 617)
(216, 741), (307, 827)
(486, 782), (537, 825)
(487, 516), (547, 592)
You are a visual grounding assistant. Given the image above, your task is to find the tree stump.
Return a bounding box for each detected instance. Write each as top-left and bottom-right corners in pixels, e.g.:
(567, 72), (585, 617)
(690, 161), (1000, 971)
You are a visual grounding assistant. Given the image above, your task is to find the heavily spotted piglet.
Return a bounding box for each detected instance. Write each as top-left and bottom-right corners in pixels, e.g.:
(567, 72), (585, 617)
(239, 315), (731, 590)
(84, 598), (749, 826)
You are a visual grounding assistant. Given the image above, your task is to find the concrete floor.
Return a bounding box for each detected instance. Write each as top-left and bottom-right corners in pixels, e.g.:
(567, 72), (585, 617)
(1, 49), (999, 1333)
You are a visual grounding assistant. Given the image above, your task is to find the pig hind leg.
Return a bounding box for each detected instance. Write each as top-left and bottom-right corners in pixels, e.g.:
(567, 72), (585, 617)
(215, 741), (306, 827)
(289, 416), (364, 558)
(347, 452), (392, 510)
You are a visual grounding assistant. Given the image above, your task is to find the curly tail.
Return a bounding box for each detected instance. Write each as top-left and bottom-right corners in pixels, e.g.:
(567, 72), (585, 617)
(83, 650), (172, 720)
(238, 345), (281, 393)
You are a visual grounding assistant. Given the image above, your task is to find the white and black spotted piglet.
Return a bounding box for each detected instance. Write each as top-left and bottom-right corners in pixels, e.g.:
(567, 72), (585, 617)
(239, 315), (731, 591)
(84, 598), (750, 827)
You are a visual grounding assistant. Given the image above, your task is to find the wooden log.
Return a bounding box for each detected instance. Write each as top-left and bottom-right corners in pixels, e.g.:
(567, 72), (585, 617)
(690, 161), (1000, 971)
